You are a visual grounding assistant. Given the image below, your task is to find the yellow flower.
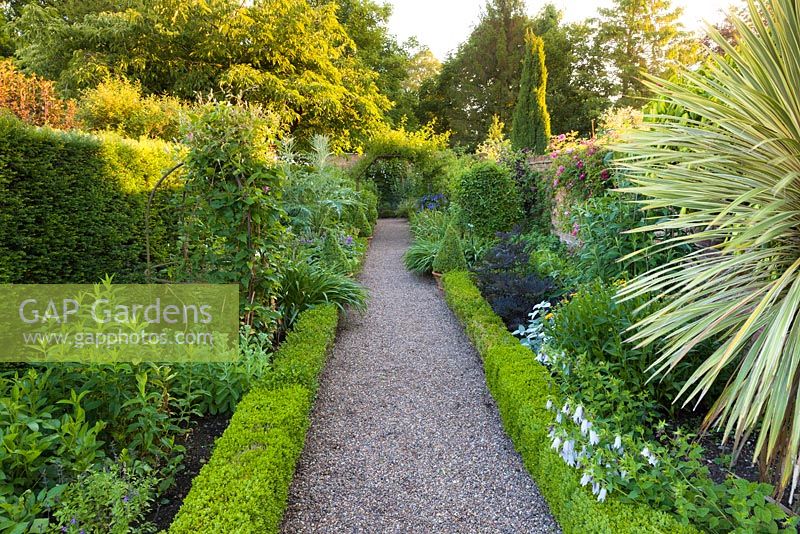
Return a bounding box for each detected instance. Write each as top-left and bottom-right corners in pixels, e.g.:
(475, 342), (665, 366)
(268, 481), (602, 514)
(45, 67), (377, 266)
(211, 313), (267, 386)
(545, 313), (555, 320)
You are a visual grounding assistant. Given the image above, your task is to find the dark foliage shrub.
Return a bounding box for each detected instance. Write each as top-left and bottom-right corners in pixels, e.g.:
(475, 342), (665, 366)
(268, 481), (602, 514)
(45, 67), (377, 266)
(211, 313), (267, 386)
(455, 161), (522, 238)
(474, 230), (556, 328)
(0, 113), (180, 283)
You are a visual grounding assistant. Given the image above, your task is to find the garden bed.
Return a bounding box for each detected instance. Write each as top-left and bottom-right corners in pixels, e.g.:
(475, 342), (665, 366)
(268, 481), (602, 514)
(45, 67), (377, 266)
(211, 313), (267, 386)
(147, 413), (230, 531)
(168, 304), (341, 533)
(441, 271), (695, 533)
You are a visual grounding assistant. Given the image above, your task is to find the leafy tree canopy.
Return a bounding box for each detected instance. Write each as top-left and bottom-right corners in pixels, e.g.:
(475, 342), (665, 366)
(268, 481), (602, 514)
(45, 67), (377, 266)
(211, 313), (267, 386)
(417, 0), (530, 148)
(13, 0), (391, 149)
(597, 0), (700, 107)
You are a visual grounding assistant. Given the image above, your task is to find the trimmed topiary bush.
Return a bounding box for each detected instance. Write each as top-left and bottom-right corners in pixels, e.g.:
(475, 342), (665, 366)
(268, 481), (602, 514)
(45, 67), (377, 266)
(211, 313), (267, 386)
(431, 224), (467, 274)
(455, 162), (522, 238)
(362, 188), (379, 226)
(354, 206), (373, 238)
(320, 232), (351, 274)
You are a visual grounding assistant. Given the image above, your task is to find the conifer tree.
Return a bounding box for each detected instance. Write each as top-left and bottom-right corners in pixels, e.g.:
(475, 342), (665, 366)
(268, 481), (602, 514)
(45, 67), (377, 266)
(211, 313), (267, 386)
(511, 29), (550, 153)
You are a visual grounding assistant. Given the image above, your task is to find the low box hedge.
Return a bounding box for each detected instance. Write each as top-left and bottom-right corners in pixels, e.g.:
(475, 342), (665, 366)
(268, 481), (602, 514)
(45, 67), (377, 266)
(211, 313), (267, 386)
(169, 303), (340, 534)
(441, 271), (698, 534)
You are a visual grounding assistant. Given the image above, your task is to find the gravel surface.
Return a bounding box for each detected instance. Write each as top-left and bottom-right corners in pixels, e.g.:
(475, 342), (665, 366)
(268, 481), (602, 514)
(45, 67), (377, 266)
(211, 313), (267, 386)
(282, 219), (559, 533)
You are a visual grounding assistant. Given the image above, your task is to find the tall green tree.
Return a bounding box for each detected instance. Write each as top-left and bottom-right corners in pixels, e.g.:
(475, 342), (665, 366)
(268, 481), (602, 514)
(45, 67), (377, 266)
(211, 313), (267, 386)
(530, 4), (612, 135)
(312, 0), (415, 126)
(13, 0), (390, 149)
(417, 0), (529, 148)
(511, 29), (550, 153)
(597, 0), (699, 107)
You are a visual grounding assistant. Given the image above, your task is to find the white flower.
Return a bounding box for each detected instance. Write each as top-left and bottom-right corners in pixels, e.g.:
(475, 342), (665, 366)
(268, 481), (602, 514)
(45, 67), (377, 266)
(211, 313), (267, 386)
(592, 482), (600, 495)
(561, 402), (570, 415)
(598, 487), (608, 503)
(620, 470), (628, 480)
(555, 412), (563, 424)
(546, 399), (553, 411)
(580, 419), (592, 436)
(562, 440), (577, 467)
(572, 405), (584, 424)
(580, 472), (592, 487)
(589, 430), (600, 446)
(648, 456), (659, 467)
(613, 435), (622, 451)
(548, 427), (556, 439)
(641, 447), (651, 458)
(552, 437), (562, 450)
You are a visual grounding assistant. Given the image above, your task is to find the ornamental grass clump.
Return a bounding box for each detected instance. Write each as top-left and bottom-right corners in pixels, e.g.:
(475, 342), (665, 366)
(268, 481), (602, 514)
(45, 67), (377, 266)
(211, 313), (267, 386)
(432, 224), (467, 274)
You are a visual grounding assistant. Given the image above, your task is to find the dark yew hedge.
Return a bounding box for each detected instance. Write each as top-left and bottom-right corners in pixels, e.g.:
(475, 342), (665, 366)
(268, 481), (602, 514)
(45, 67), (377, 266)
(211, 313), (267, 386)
(0, 113), (181, 283)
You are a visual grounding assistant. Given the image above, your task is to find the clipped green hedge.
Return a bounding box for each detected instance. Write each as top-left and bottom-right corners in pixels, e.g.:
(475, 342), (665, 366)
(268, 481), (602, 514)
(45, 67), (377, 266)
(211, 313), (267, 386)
(0, 113), (180, 283)
(441, 271), (698, 534)
(169, 304), (340, 534)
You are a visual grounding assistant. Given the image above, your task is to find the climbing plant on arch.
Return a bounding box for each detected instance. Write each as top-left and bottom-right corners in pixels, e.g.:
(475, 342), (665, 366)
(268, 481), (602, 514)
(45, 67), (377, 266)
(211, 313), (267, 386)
(355, 123), (455, 215)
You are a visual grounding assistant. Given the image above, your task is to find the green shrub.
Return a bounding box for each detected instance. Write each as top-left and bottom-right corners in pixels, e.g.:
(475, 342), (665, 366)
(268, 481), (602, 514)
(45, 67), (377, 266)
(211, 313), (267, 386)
(79, 77), (184, 140)
(361, 187), (379, 226)
(352, 205), (372, 237)
(54, 462), (155, 534)
(547, 280), (708, 421)
(570, 193), (688, 284)
(320, 232), (351, 274)
(432, 224), (467, 274)
(0, 113), (180, 283)
(170, 305), (339, 534)
(455, 161), (522, 238)
(440, 271), (698, 534)
(177, 101), (285, 329)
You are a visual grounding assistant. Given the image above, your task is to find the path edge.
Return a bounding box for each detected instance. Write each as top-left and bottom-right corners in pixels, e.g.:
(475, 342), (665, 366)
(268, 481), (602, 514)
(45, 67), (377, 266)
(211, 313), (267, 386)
(440, 271), (699, 534)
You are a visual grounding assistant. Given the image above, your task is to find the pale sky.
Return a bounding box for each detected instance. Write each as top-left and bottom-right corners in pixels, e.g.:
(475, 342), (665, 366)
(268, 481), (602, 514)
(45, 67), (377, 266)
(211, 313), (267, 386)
(388, 0), (742, 60)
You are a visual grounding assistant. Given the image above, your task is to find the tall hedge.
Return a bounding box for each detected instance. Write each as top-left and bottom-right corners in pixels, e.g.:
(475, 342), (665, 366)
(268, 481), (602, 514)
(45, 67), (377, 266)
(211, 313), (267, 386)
(0, 113), (181, 283)
(511, 30), (551, 154)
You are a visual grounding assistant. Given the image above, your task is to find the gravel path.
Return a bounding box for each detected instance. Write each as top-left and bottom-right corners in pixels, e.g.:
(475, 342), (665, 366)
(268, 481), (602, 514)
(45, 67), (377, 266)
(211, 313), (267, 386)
(282, 218), (559, 533)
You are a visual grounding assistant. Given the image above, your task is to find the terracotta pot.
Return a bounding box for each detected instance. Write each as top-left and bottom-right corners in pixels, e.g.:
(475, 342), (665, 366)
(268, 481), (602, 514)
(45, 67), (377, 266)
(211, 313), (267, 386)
(432, 271), (443, 290)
